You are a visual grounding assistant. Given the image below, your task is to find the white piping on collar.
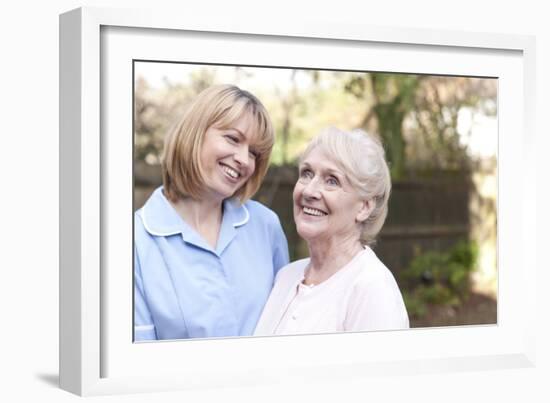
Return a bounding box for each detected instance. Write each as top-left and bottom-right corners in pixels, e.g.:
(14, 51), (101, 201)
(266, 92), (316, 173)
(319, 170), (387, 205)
(140, 198), (250, 235)
(233, 204), (250, 227)
(139, 205), (181, 237)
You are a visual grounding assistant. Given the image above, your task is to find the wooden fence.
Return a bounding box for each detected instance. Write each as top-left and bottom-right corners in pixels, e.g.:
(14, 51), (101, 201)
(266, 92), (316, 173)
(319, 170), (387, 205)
(255, 166), (472, 276)
(134, 162), (473, 276)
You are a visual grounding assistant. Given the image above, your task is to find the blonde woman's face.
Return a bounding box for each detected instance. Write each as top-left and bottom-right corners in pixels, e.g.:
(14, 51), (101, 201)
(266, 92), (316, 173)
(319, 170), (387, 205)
(199, 114), (258, 202)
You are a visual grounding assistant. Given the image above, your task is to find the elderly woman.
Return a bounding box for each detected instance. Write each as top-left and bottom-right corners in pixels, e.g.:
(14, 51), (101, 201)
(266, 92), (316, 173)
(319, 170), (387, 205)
(134, 84), (289, 341)
(254, 127), (408, 335)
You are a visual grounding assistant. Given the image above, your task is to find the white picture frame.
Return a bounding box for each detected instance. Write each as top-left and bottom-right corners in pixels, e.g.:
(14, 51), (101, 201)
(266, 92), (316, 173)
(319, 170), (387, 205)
(59, 6), (537, 396)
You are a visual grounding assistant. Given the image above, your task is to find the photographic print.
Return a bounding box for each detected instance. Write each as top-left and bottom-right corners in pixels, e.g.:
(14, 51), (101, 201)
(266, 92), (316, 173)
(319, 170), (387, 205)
(133, 61), (498, 341)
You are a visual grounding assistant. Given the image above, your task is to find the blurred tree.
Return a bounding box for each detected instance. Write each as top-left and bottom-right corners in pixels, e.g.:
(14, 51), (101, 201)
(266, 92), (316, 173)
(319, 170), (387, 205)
(343, 72), (496, 178)
(345, 73), (422, 179)
(134, 68), (216, 165)
(269, 70), (366, 165)
(405, 76), (496, 173)
(279, 70), (299, 164)
(134, 77), (159, 163)
(135, 66), (496, 179)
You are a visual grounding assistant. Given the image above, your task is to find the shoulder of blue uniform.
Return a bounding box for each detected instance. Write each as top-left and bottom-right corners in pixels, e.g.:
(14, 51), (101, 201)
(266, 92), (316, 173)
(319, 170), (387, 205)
(133, 208), (146, 236)
(133, 208), (155, 260)
(243, 199), (281, 224)
(137, 187), (188, 236)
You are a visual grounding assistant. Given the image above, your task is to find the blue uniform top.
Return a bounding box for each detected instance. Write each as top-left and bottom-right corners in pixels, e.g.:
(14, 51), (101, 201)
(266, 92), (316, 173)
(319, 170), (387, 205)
(134, 187), (290, 341)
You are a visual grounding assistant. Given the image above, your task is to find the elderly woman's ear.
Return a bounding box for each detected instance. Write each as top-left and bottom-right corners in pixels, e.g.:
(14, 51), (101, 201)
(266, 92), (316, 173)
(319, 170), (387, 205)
(356, 199), (375, 223)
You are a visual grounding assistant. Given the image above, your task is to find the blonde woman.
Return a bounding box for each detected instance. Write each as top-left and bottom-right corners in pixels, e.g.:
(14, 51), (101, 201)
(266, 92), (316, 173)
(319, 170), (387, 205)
(255, 127), (408, 335)
(134, 85), (289, 341)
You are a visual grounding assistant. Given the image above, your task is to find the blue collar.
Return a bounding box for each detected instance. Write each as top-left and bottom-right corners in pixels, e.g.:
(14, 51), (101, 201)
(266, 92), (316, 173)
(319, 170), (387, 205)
(139, 187), (249, 255)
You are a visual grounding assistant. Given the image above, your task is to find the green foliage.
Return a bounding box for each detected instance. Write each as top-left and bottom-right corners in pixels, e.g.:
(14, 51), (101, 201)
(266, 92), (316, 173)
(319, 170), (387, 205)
(344, 73), (422, 179)
(133, 65), (497, 180)
(342, 73), (497, 178)
(134, 74), (212, 164)
(400, 240), (478, 318)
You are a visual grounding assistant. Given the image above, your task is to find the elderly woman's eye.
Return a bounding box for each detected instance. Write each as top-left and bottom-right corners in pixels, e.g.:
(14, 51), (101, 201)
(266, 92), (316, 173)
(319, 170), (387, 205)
(327, 176), (340, 186)
(299, 169), (313, 178)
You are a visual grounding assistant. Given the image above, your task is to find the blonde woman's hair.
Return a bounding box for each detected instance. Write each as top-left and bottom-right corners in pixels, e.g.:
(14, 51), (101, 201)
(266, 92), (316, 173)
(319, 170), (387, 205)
(161, 84), (274, 203)
(300, 127), (391, 245)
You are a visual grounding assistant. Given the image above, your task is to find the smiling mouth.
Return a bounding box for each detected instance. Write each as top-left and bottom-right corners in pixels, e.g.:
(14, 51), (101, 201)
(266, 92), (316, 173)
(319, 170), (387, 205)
(302, 206), (328, 217)
(221, 164), (240, 180)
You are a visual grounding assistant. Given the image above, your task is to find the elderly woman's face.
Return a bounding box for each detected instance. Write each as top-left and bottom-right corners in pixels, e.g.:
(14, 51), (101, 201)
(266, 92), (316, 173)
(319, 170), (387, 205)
(293, 146), (368, 243)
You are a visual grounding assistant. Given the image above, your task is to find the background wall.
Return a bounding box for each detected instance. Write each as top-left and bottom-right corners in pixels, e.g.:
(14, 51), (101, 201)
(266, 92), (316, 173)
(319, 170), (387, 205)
(0, 1), (547, 402)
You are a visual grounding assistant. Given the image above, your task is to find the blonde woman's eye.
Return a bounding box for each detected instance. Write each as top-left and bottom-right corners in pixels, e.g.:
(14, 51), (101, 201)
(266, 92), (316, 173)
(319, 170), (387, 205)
(327, 177), (340, 186)
(299, 169), (312, 179)
(249, 149), (259, 159)
(225, 135), (239, 143)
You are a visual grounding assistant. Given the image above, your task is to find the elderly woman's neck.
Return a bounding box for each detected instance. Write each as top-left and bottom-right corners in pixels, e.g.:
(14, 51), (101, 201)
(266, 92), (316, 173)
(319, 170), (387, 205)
(307, 236), (364, 279)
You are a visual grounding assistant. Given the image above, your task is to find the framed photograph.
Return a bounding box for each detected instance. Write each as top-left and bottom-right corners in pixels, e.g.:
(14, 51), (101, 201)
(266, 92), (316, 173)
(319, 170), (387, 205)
(60, 6), (536, 396)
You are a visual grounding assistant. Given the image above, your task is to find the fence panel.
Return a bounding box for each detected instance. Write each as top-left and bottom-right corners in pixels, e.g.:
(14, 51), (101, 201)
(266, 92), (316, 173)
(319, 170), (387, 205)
(134, 162), (472, 276)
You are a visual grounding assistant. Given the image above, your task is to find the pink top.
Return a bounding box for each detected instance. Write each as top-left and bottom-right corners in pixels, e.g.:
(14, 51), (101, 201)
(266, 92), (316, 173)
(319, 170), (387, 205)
(254, 247), (409, 336)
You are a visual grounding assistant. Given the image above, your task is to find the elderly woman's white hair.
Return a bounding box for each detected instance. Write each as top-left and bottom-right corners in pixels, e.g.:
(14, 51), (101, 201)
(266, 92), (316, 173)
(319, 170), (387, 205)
(299, 127), (391, 245)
